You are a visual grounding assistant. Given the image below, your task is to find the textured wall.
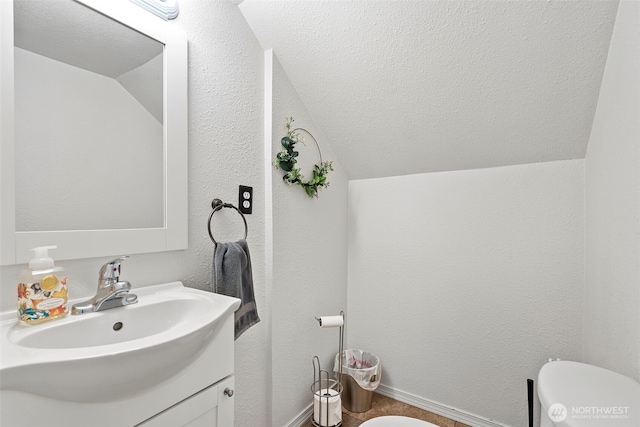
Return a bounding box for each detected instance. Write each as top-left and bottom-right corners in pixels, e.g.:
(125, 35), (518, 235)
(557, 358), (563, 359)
(269, 52), (349, 426)
(585, 0), (640, 382)
(347, 160), (585, 427)
(1, 1), (269, 425)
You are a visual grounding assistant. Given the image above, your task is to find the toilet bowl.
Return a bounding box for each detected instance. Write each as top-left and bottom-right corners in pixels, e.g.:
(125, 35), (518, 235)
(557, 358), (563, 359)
(538, 360), (640, 427)
(360, 416), (438, 427)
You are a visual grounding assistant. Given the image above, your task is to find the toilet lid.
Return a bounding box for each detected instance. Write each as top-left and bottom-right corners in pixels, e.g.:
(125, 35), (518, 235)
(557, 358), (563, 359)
(360, 416), (438, 427)
(538, 361), (640, 427)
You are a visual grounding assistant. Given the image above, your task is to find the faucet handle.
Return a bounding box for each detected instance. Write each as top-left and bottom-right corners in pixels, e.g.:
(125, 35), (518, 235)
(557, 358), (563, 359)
(99, 255), (129, 286)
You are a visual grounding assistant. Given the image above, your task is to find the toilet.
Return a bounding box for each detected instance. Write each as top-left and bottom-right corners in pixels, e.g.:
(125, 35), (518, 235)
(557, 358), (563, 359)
(538, 360), (640, 427)
(360, 416), (438, 427)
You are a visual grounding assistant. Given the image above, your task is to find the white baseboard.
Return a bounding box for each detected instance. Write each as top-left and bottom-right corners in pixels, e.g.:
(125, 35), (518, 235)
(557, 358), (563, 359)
(286, 404), (313, 427)
(376, 384), (511, 427)
(285, 385), (512, 427)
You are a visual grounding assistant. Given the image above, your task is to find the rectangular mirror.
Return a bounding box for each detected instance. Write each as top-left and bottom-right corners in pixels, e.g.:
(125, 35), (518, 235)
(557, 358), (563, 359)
(0, 0), (188, 265)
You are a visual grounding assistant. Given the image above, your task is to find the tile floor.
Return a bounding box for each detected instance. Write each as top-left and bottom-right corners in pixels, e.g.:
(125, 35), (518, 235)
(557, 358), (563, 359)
(302, 393), (472, 427)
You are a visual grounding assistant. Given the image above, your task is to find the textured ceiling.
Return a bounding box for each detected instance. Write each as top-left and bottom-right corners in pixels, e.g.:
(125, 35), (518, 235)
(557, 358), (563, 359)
(240, 0), (619, 179)
(14, 0), (164, 123)
(14, 0), (162, 78)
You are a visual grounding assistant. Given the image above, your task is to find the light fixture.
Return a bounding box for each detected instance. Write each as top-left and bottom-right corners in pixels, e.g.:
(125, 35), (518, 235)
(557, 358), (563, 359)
(130, 0), (179, 20)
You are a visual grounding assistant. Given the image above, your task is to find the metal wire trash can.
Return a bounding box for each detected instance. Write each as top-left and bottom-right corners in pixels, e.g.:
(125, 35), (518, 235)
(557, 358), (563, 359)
(334, 350), (381, 413)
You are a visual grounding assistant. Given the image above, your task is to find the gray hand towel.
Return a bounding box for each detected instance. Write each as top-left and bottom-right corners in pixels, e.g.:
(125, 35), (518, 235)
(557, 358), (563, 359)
(212, 239), (260, 340)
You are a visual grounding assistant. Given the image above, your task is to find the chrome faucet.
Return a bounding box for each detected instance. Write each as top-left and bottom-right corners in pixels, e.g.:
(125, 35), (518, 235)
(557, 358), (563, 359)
(72, 256), (138, 315)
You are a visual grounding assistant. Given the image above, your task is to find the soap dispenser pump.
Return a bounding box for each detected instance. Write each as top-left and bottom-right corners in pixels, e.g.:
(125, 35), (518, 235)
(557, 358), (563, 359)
(18, 245), (69, 324)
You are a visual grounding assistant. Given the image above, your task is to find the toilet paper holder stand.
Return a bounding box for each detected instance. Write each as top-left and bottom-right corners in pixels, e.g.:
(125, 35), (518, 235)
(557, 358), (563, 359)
(311, 311), (345, 427)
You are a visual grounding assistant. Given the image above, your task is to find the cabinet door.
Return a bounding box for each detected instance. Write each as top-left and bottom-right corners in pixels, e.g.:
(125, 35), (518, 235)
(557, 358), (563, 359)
(138, 383), (220, 427)
(216, 376), (235, 427)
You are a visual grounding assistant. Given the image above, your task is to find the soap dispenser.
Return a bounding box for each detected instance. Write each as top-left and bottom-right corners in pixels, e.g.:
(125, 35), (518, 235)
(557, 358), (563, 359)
(17, 246), (69, 324)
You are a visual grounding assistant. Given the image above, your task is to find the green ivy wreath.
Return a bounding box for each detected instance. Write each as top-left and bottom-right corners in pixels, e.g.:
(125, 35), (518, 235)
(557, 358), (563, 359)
(274, 117), (333, 198)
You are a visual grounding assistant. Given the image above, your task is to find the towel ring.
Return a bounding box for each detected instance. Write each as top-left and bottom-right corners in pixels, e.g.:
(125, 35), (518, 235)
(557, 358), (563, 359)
(208, 198), (248, 245)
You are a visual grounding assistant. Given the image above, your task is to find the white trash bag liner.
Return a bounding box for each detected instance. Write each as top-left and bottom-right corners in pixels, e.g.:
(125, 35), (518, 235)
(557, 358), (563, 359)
(334, 349), (381, 391)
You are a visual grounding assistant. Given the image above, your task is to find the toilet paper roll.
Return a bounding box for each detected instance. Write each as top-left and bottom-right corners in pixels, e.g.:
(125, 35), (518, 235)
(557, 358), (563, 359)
(313, 388), (342, 427)
(317, 315), (343, 328)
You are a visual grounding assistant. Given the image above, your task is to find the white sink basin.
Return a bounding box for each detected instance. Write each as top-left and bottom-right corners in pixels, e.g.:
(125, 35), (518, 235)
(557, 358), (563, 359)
(0, 282), (240, 403)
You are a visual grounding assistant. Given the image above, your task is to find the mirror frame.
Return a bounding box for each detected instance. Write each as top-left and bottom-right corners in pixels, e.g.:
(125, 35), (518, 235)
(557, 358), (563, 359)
(0, 0), (188, 265)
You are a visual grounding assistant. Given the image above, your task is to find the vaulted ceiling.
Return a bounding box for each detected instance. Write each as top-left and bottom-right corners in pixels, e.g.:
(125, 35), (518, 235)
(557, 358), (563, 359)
(14, 0), (164, 122)
(240, 0), (619, 179)
(14, 0), (162, 78)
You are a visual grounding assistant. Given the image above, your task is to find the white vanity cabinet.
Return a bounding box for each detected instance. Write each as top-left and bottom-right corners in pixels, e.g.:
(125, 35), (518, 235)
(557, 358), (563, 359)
(0, 309), (238, 427)
(0, 283), (241, 427)
(139, 376), (235, 427)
